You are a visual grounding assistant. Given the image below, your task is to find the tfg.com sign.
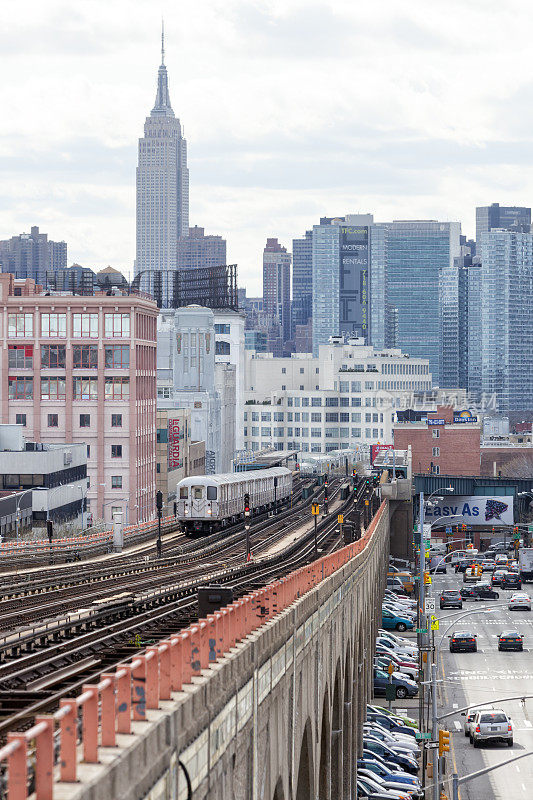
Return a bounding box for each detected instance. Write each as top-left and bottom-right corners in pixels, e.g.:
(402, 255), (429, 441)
(424, 496), (514, 527)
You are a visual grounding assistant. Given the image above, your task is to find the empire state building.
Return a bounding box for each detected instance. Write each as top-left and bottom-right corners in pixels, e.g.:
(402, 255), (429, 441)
(135, 30), (189, 302)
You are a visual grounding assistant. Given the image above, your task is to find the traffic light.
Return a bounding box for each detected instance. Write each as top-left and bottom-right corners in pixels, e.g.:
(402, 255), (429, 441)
(424, 571), (431, 585)
(46, 519), (53, 542)
(244, 493), (250, 515)
(438, 729), (450, 755)
(156, 490), (163, 512)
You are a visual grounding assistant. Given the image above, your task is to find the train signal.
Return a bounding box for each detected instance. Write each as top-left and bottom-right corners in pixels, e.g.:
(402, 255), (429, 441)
(156, 490), (163, 512)
(513, 526), (520, 540)
(311, 503), (320, 516)
(244, 493), (250, 516)
(46, 519), (53, 542)
(438, 729), (450, 755)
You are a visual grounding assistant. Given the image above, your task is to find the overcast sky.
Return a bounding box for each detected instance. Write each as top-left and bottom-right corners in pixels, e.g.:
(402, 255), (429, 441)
(2, 0), (533, 293)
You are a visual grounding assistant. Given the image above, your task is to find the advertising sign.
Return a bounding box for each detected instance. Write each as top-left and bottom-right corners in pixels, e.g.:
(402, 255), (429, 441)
(424, 496), (514, 527)
(339, 225), (369, 340)
(453, 409), (479, 423)
(371, 443), (394, 463)
(168, 416), (181, 470)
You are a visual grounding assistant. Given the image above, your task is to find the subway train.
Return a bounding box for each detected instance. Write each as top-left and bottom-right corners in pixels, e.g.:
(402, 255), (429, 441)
(175, 467), (293, 534)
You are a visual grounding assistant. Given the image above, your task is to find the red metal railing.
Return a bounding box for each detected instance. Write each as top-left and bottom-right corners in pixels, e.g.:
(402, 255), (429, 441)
(0, 503), (384, 799)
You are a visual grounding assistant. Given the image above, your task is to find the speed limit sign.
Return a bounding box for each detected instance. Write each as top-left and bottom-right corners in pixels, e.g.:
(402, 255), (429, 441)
(424, 597), (436, 614)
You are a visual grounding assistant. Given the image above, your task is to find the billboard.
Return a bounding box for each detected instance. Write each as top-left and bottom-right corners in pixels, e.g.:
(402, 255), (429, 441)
(339, 226), (369, 340)
(424, 496), (514, 527)
(168, 416), (181, 470)
(371, 444), (394, 464)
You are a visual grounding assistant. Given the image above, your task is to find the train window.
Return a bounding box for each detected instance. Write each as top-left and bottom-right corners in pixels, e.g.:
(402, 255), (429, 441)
(207, 486), (217, 500)
(193, 487), (203, 499)
(180, 487), (188, 499)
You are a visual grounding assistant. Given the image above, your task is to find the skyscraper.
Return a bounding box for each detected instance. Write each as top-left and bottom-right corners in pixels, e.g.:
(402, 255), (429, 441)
(262, 238), (291, 355)
(0, 226), (66, 286)
(312, 215), (372, 354)
(478, 230), (533, 411)
(476, 203), (531, 243)
(371, 220), (461, 385)
(176, 226), (226, 271)
(292, 230), (313, 331)
(135, 28), (189, 303)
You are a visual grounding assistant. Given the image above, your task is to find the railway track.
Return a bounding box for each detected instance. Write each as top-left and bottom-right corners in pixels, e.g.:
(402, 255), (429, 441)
(0, 478), (374, 743)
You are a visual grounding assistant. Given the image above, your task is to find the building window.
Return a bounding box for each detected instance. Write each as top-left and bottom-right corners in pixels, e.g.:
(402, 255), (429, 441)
(261, 412), (271, 421)
(325, 397), (338, 407)
(104, 313), (130, 338)
(41, 377), (66, 400)
(111, 475), (122, 489)
(215, 341), (230, 356)
(87, 445), (90, 457)
(311, 412), (322, 422)
(105, 345), (130, 368)
(325, 412), (339, 422)
(41, 313), (66, 338)
(47, 414), (58, 427)
(299, 367), (304, 374)
(73, 313), (98, 338)
(339, 381), (349, 393)
(105, 377), (130, 400)
(15, 413), (26, 426)
(311, 397), (322, 407)
(214, 323), (230, 334)
(351, 427), (361, 437)
(156, 463), (161, 473)
(365, 413), (372, 422)
(73, 377), (98, 400)
(274, 412), (284, 421)
(432, 429), (440, 439)
(432, 464), (440, 475)
(8, 345), (33, 369)
(111, 414), (122, 427)
(340, 413), (350, 422)
(73, 344), (98, 369)
(282, 385), (286, 390)
(8, 376), (33, 399)
(261, 427), (271, 437)
(281, 367), (286, 374)
(80, 414), (90, 428)
(311, 428), (321, 437)
(41, 345), (66, 368)
(111, 445), (122, 458)
(351, 381), (361, 392)
(432, 447), (440, 457)
(351, 397), (362, 407)
(8, 313), (33, 338)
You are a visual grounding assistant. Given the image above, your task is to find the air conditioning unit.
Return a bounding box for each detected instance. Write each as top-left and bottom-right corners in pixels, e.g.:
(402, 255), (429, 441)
(64, 451), (72, 465)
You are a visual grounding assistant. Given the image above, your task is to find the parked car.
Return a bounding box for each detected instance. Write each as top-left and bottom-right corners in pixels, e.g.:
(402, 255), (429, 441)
(357, 758), (422, 794)
(508, 592), (531, 611)
(361, 747), (412, 775)
(356, 775), (410, 799)
(376, 636), (418, 659)
(381, 609), (414, 632)
(382, 602), (416, 621)
(367, 705), (418, 730)
(470, 709), (513, 747)
(387, 578), (408, 595)
(375, 646), (418, 671)
(498, 630), (524, 651)
(449, 630), (477, 652)
(362, 724), (420, 755)
(374, 657), (417, 683)
(440, 590), (462, 609)
(366, 712), (419, 739)
(387, 572), (415, 594)
(460, 583), (499, 601)
(501, 573), (522, 590)
(378, 631), (418, 656)
(357, 768), (420, 799)
(463, 705), (495, 737)
(373, 668), (418, 699)
(362, 738), (419, 774)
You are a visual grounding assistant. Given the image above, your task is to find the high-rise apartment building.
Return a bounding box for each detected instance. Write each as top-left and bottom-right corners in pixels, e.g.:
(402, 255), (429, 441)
(135, 32), (189, 304)
(0, 274), (158, 524)
(176, 226), (226, 271)
(370, 220), (461, 385)
(477, 230), (533, 411)
(262, 238), (291, 356)
(312, 215), (372, 354)
(476, 203), (531, 243)
(0, 226), (67, 286)
(292, 230), (313, 335)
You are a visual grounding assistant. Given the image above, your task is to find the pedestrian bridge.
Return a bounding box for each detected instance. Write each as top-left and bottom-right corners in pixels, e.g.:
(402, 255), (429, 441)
(2, 502), (390, 800)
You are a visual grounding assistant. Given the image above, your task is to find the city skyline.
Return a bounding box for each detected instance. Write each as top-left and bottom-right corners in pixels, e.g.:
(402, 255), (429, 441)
(2, 1), (533, 293)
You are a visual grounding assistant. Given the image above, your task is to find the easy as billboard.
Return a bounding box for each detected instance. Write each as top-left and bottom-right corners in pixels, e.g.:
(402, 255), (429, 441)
(424, 496), (514, 527)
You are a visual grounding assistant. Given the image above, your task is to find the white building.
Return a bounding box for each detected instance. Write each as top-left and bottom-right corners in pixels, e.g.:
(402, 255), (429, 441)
(157, 306), (236, 472)
(213, 308), (246, 453)
(244, 338), (432, 454)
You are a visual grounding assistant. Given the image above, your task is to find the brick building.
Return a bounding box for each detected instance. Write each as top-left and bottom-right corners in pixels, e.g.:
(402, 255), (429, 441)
(393, 406), (481, 475)
(0, 274), (158, 525)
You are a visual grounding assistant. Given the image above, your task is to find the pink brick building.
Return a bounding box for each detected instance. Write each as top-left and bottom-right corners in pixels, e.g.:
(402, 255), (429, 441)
(0, 274), (158, 524)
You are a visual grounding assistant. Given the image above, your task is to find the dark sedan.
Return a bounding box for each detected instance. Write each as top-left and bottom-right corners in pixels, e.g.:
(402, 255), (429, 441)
(460, 584), (499, 601)
(498, 631), (523, 652)
(492, 570), (509, 587)
(440, 590), (462, 609)
(501, 574), (522, 590)
(449, 630), (477, 652)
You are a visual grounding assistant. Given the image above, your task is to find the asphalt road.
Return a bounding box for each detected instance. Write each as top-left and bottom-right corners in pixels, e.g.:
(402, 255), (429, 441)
(431, 569), (533, 800)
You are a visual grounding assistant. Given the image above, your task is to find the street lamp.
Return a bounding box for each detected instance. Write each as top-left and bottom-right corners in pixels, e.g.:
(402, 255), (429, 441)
(15, 488), (35, 540)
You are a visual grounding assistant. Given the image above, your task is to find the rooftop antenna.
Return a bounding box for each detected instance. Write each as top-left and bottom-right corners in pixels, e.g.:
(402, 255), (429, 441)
(161, 18), (165, 65)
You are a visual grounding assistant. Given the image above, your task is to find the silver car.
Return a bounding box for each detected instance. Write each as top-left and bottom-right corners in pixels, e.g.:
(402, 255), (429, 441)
(471, 710), (513, 747)
(509, 592), (531, 611)
(463, 705), (495, 737)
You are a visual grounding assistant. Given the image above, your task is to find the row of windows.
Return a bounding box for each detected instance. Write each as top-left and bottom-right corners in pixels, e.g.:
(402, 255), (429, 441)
(7, 376), (130, 400)
(15, 413), (123, 428)
(7, 313), (131, 339)
(8, 344), (130, 370)
(245, 427), (384, 440)
(246, 411), (384, 424)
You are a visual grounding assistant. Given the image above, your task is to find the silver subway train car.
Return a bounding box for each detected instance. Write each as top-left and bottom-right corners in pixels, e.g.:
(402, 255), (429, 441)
(176, 467), (293, 534)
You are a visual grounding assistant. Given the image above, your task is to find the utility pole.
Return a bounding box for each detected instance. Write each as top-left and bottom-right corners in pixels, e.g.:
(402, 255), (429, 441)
(244, 493), (251, 560)
(312, 503), (320, 557)
(431, 661), (439, 800)
(156, 490), (163, 558)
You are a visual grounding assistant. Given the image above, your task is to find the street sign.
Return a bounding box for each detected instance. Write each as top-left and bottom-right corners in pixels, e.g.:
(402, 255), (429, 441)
(430, 616), (440, 631)
(415, 732), (432, 740)
(338, 514), (344, 524)
(424, 598), (436, 614)
(387, 662), (394, 675)
(311, 504), (320, 516)
(415, 628), (428, 633)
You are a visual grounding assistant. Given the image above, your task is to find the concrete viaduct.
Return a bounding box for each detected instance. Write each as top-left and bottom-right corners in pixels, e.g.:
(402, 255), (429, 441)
(6, 501), (392, 800)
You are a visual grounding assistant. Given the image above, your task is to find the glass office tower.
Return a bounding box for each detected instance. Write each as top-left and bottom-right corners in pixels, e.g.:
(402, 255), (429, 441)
(478, 230), (533, 411)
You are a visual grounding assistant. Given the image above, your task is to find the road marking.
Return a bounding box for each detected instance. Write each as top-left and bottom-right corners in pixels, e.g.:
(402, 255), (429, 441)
(453, 703), (458, 709)
(453, 720), (461, 730)
(396, 709), (407, 715)
(524, 720), (532, 728)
